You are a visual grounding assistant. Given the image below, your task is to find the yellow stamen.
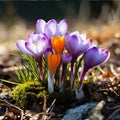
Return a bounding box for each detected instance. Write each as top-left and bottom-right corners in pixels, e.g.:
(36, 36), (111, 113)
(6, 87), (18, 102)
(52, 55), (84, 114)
(34, 42), (37, 46)
(51, 35), (65, 54)
(64, 51), (69, 56)
(47, 52), (61, 76)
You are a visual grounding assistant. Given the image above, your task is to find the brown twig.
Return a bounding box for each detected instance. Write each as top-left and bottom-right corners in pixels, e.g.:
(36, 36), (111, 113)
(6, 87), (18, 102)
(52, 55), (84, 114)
(43, 95), (47, 112)
(41, 99), (56, 120)
(110, 64), (118, 76)
(0, 99), (24, 120)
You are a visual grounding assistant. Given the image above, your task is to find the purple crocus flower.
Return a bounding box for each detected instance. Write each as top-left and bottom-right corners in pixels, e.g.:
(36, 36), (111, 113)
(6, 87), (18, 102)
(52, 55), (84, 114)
(65, 32), (92, 59)
(36, 19), (68, 39)
(78, 46), (110, 90)
(16, 32), (49, 80)
(65, 32), (92, 89)
(16, 33), (38, 55)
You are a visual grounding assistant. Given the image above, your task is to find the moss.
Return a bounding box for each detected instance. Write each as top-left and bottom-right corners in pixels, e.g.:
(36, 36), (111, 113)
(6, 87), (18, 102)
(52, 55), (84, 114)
(12, 79), (77, 110)
(12, 81), (48, 108)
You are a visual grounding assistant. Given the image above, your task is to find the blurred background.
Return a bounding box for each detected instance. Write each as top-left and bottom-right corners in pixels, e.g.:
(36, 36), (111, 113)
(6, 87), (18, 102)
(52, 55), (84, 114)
(0, 0), (120, 63)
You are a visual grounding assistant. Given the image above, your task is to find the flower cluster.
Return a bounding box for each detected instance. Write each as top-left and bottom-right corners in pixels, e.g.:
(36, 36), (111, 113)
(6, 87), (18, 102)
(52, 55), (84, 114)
(16, 19), (110, 93)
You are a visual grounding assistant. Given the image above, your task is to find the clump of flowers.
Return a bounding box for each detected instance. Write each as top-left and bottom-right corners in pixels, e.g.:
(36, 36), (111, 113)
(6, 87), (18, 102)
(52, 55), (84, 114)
(16, 19), (110, 96)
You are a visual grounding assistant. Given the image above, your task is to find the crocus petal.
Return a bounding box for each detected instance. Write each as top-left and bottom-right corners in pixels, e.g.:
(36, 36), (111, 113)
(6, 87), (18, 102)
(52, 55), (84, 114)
(25, 42), (37, 55)
(36, 19), (46, 34)
(69, 34), (80, 55)
(71, 31), (80, 36)
(36, 34), (49, 54)
(47, 52), (61, 76)
(78, 46), (110, 89)
(44, 48), (53, 58)
(45, 27), (52, 39)
(24, 33), (49, 56)
(65, 32), (79, 53)
(65, 32), (71, 52)
(45, 19), (57, 38)
(16, 40), (32, 55)
(36, 19), (68, 40)
(27, 33), (38, 44)
(80, 33), (86, 40)
(59, 19), (68, 35)
(65, 32), (92, 58)
(76, 38), (92, 56)
(62, 52), (72, 64)
(84, 47), (110, 69)
(51, 36), (65, 54)
(65, 32), (92, 90)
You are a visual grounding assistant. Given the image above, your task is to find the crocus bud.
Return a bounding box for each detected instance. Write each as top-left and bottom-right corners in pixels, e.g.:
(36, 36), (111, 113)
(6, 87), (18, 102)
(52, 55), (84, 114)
(47, 52), (61, 76)
(47, 52), (61, 93)
(65, 32), (92, 59)
(84, 47), (110, 70)
(79, 46), (110, 89)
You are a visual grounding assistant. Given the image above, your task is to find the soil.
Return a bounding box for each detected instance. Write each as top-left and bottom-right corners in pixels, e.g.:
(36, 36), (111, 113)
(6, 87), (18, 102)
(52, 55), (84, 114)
(0, 20), (120, 120)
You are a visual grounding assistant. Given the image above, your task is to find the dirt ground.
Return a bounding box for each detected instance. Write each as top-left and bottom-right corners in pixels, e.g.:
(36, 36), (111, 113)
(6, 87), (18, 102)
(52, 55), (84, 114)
(0, 17), (120, 119)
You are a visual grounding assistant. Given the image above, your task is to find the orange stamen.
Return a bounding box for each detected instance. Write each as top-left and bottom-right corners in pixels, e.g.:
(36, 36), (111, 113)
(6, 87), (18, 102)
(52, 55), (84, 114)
(47, 52), (61, 76)
(51, 36), (65, 54)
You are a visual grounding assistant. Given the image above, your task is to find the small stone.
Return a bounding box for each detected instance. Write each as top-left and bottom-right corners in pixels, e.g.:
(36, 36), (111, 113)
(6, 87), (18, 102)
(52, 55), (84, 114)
(88, 101), (105, 120)
(63, 102), (97, 120)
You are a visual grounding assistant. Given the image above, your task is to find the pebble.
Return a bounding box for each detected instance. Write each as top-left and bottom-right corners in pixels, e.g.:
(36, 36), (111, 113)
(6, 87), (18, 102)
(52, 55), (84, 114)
(63, 102), (97, 120)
